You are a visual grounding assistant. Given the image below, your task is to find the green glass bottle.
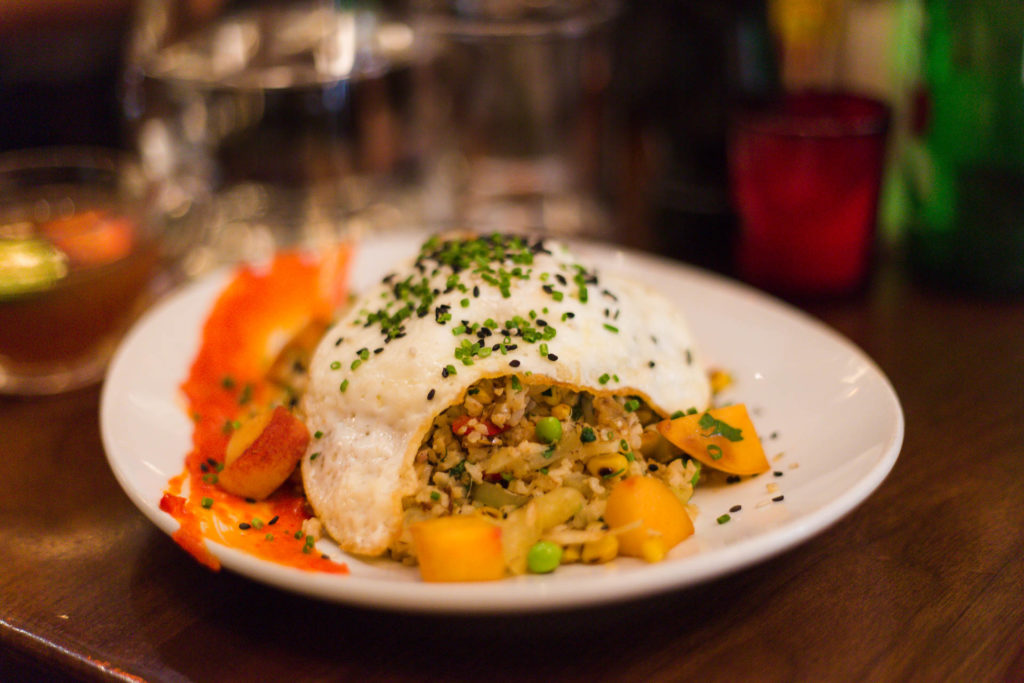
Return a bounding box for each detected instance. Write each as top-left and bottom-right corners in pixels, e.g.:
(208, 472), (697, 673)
(905, 0), (1024, 294)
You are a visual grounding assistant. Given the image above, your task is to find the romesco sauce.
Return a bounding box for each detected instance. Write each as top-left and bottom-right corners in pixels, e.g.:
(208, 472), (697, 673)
(160, 245), (352, 574)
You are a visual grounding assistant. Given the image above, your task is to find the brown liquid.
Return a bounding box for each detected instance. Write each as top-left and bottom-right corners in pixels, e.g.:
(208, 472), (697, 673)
(0, 223), (158, 367)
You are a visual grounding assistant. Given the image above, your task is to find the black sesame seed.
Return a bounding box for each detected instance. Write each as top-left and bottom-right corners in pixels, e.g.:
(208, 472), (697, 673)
(506, 344), (518, 351)
(773, 471), (784, 477)
(473, 285), (480, 297)
(536, 319), (547, 327)
(730, 504), (742, 513)
(555, 274), (567, 285)
(726, 475), (741, 484)
(647, 463), (659, 472)
(770, 431), (779, 439)
(245, 497), (256, 504)
(773, 495), (785, 502)
(441, 366), (449, 378)
(648, 361), (656, 368)
(509, 360), (521, 367)
(427, 389), (436, 400)
(268, 515), (279, 525)
(238, 523), (251, 530)
(200, 463), (209, 473)
(374, 348), (384, 354)
(492, 343), (501, 352)
(547, 353), (558, 361)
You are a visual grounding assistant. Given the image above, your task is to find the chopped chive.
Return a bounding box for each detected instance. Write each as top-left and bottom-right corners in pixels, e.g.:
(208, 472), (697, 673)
(201, 497), (213, 509)
(717, 514), (731, 524)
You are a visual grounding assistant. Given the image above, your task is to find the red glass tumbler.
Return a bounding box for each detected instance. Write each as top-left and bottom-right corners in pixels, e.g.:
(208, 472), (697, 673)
(729, 92), (890, 296)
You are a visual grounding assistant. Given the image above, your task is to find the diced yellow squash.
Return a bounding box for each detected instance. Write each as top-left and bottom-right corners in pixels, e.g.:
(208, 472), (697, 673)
(501, 487), (584, 575)
(604, 476), (694, 559)
(410, 516), (506, 582)
(218, 406), (309, 500)
(655, 404), (770, 475)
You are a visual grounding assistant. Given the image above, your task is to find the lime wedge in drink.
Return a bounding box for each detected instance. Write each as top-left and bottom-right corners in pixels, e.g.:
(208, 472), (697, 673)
(0, 238), (69, 300)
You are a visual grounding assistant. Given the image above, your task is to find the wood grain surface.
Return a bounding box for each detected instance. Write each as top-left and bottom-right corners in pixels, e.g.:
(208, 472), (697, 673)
(2, 258), (1023, 683)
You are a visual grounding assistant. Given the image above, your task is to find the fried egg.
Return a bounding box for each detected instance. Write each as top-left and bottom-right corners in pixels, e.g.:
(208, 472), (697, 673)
(301, 234), (710, 556)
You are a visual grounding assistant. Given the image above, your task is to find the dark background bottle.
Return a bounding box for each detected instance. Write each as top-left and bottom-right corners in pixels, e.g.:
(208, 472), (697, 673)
(611, 0), (778, 273)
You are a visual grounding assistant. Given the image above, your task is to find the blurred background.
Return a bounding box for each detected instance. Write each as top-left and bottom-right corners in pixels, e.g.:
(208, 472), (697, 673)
(0, 0), (1021, 296)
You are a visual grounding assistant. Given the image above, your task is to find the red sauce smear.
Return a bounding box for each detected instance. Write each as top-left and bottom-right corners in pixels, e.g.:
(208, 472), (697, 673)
(161, 246), (352, 574)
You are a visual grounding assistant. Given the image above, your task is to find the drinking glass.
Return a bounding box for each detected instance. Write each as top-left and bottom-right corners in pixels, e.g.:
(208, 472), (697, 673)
(413, 0), (616, 237)
(0, 148), (162, 394)
(122, 0), (424, 277)
(729, 91), (890, 297)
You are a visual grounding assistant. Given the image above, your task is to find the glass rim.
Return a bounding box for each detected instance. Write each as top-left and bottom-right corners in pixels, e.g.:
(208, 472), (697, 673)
(0, 146), (140, 176)
(416, 0), (617, 40)
(732, 91), (890, 139)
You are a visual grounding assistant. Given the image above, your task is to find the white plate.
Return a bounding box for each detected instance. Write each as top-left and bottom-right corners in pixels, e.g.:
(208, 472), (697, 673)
(100, 230), (903, 614)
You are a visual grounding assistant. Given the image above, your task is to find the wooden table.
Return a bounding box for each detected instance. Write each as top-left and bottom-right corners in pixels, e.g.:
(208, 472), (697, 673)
(3, 255), (1023, 683)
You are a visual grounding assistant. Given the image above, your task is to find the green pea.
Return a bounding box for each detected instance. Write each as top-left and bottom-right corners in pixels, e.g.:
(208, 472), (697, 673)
(527, 540), (563, 574)
(535, 416), (562, 444)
